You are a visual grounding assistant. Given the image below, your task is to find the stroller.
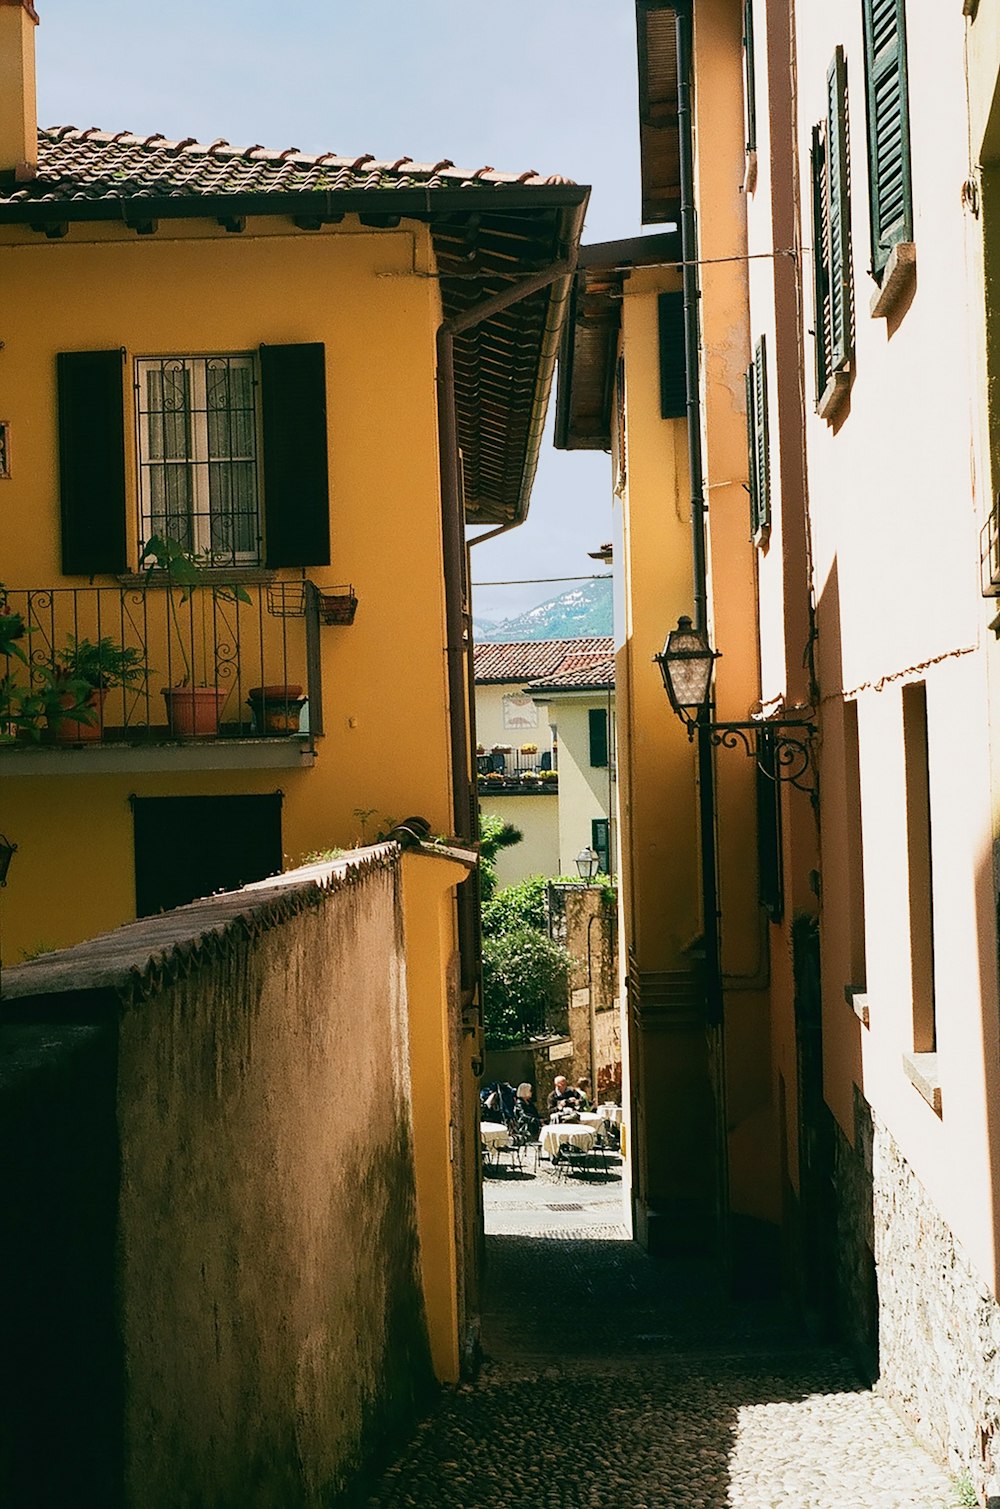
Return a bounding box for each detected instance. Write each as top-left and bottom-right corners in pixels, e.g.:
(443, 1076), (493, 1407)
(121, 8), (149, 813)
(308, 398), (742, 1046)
(480, 1081), (517, 1126)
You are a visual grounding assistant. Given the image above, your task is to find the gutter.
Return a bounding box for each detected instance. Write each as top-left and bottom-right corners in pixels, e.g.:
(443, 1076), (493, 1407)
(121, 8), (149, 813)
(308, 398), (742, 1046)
(435, 217), (585, 1001)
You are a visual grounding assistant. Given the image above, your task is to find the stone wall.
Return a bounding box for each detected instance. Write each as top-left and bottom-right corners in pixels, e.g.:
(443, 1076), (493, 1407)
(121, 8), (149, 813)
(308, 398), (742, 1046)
(0, 851), (432, 1509)
(547, 881), (620, 1094)
(835, 1089), (1000, 1500)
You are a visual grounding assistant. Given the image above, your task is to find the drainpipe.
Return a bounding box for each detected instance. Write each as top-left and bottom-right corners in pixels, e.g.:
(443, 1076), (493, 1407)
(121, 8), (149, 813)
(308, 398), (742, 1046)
(675, 0), (729, 1255)
(675, 0), (722, 1027)
(436, 251), (579, 999)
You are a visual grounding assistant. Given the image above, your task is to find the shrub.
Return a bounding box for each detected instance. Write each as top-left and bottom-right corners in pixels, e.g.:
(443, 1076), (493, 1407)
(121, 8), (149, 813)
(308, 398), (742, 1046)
(481, 874), (550, 938)
(482, 925), (571, 1047)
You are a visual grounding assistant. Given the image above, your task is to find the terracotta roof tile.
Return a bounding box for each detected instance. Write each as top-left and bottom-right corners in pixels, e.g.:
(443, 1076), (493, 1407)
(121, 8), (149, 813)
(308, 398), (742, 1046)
(0, 127), (571, 210)
(524, 655), (615, 693)
(474, 638), (614, 686)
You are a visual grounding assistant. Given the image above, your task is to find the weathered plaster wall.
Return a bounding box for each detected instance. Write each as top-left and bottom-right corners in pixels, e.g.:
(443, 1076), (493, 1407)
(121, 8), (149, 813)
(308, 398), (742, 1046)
(0, 852), (433, 1508)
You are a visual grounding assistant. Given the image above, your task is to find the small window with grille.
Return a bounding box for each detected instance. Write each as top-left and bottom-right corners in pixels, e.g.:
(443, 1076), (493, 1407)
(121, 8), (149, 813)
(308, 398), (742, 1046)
(136, 354), (262, 565)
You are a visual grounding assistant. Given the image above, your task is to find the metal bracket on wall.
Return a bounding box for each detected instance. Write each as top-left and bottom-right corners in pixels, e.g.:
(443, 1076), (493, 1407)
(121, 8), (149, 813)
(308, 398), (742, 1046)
(703, 720), (817, 797)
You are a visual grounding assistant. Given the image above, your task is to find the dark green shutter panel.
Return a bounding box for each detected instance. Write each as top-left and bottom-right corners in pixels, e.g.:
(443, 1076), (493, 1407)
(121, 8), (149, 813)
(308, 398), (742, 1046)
(810, 124), (832, 399)
(862, 0), (912, 275)
(57, 350), (127, 575)
(753, 336), (770, 536)
(657, 292), (686, 419)
(259, 342), (330, 567)
(743, 0), (757, 153)
(745, 361), (759, 537)
(589, 708), (609, 768)
(592, 817), (610, 875)
(826, 47), (852, 367)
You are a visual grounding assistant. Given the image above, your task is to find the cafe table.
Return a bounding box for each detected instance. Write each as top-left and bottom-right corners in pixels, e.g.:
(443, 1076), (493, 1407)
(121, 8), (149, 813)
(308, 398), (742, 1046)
(481, 1121), (511, 1152)
(579, 1110), (606, 1130)
(539, 1121), (597, 1159)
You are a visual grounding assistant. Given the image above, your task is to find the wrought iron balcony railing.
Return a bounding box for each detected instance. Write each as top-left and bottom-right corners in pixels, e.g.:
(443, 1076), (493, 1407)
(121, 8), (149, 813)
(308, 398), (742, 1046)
(0, 582), (323, 749)
(476, 746), (558, 793)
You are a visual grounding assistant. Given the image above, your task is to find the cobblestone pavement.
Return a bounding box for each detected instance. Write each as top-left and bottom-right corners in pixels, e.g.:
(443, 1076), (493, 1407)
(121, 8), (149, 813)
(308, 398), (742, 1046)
(360, 1157), (955, 1509)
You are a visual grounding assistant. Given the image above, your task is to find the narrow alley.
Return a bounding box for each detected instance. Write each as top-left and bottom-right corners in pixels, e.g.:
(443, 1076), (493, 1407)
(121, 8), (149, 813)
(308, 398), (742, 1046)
(361, 1169), (953, 1509)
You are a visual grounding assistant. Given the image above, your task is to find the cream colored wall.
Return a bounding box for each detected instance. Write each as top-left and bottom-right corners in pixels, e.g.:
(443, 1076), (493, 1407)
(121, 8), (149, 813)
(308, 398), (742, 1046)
(474, 681), (550, 756)
(541, 692), (615, 877)
(795, 1), (1000, 1287)
(479, 793), (559, 887)
(0, 219), (455, 961)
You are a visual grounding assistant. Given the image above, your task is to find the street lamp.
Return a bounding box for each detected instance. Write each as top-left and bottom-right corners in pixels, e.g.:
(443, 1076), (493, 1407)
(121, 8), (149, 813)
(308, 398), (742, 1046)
(654, 615), (817, 794)
(654, 615), (719, 734)
(575, 846), (599, 881)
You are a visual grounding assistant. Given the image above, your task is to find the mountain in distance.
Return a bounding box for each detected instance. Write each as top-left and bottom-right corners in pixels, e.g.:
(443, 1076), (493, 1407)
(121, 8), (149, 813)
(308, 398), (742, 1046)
(474, 576), (612, 642)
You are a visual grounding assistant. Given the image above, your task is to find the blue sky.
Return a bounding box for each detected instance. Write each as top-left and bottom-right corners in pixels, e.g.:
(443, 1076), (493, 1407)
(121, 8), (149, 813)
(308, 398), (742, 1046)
(36, 0), (644, 621)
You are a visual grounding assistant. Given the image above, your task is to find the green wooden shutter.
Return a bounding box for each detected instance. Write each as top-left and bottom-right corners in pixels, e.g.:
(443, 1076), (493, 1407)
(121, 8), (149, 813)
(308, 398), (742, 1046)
(57, 350), (127, 576)
(810, 124), (832, 399)
(657, 291), (686, 420)
(753, 335), (770, 536)
(745, 360), (760, 536)
(591, 817), (610, 876)
(862, 0), (913, 276)
(589, 707), (609, 768)
(826, 47), (852, 367)
(259, 342), (330, 568)
(743, 0), (757, 153)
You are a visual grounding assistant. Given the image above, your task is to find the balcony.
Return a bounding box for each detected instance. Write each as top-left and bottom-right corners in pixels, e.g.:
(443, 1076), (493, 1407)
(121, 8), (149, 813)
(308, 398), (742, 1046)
(476, 746), (558, 795)
(0, 582), (327, 774)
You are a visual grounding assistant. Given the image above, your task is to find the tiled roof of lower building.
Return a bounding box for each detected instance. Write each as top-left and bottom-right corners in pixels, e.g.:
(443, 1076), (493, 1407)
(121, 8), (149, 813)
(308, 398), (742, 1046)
(475, 638), (614, 686)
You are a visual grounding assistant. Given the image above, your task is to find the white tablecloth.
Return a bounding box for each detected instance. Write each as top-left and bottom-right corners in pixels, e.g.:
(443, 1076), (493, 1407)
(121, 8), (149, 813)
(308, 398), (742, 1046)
(599, 1104), (623, 1125)
(540, 1122), (597, 1157)
(579, 1111), (606, 1130)
(480, 1122), (510, 1150)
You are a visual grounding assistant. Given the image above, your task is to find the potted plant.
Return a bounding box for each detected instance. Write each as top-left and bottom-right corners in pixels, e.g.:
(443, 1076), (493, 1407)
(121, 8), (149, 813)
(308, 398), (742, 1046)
(246, 683), (306, 735)
(46, 635), (146, 744)
(140, 534), (250, 737)
(520, 743), (538, 754)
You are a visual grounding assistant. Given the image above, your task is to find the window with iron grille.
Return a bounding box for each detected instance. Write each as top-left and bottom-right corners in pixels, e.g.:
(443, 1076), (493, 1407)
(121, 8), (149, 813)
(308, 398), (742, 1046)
(810, 47), (854, 405)
(744, 335), (770, 542)
(743, 0), (758, 154)
(136, 355), (262, 565)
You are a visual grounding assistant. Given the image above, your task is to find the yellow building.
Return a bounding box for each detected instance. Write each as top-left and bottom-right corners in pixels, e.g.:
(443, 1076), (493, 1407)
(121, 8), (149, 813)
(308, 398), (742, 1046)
(0, 1), (587, 1385)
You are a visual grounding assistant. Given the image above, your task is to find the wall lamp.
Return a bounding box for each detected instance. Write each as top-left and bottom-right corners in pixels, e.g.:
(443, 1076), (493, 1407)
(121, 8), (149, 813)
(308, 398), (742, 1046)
(654, 616), (817, 795)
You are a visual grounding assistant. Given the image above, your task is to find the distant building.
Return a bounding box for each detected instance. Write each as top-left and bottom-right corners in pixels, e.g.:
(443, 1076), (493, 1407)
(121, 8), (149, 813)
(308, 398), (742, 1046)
(474, 638), (615, 885)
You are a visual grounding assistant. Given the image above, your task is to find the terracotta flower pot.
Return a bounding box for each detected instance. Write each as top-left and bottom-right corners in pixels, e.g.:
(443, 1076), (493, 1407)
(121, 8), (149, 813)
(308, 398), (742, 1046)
(51, 687), (105, 744)
(162, 685), (228, 738)
(247, 685), (306, 735)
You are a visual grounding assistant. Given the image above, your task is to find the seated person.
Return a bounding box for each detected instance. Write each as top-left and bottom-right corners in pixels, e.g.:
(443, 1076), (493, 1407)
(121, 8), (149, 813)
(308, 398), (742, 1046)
(514, 1082), (542, 1139)
(547, 1074), (583, 1122)
(575, 1076), (593, 1111)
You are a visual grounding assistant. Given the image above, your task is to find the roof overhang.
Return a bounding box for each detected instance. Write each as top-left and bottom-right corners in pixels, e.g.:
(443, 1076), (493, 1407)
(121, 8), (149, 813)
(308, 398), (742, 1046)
(554, 230), (681, 451)
(636, 0), (682, 226)
(0, 177), (588, 530)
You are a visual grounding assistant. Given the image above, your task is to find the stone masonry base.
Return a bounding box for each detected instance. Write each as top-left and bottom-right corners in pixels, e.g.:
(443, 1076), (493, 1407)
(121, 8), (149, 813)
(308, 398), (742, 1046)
(835, 1087), (1000, 1501)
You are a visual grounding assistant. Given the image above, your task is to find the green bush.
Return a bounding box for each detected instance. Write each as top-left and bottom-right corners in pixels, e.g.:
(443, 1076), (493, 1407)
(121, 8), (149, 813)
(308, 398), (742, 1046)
(481, 874), (550, 937)
(482, 925), (571, 1048)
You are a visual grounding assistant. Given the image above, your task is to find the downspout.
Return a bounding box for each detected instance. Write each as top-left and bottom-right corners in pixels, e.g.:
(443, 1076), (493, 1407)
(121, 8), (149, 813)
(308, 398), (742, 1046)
(675, 0), (729, 1256)
(675, 0), (722, 1028)
(436, 253), (578, 1000)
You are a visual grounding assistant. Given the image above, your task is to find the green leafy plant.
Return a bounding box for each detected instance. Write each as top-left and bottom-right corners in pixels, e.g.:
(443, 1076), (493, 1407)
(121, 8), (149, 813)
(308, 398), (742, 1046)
(140, 534), (251, 686)
(55, 635), (146, 691)
(482, 925), (571, 1048)
(482, 874), (550, 938)
(951, 1472), (978, 1508)
(478, 812), (523, 903)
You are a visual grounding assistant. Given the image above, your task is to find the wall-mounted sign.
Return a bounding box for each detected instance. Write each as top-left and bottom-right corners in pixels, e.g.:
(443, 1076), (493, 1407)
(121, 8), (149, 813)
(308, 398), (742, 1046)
(502, 692), (538, 730)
